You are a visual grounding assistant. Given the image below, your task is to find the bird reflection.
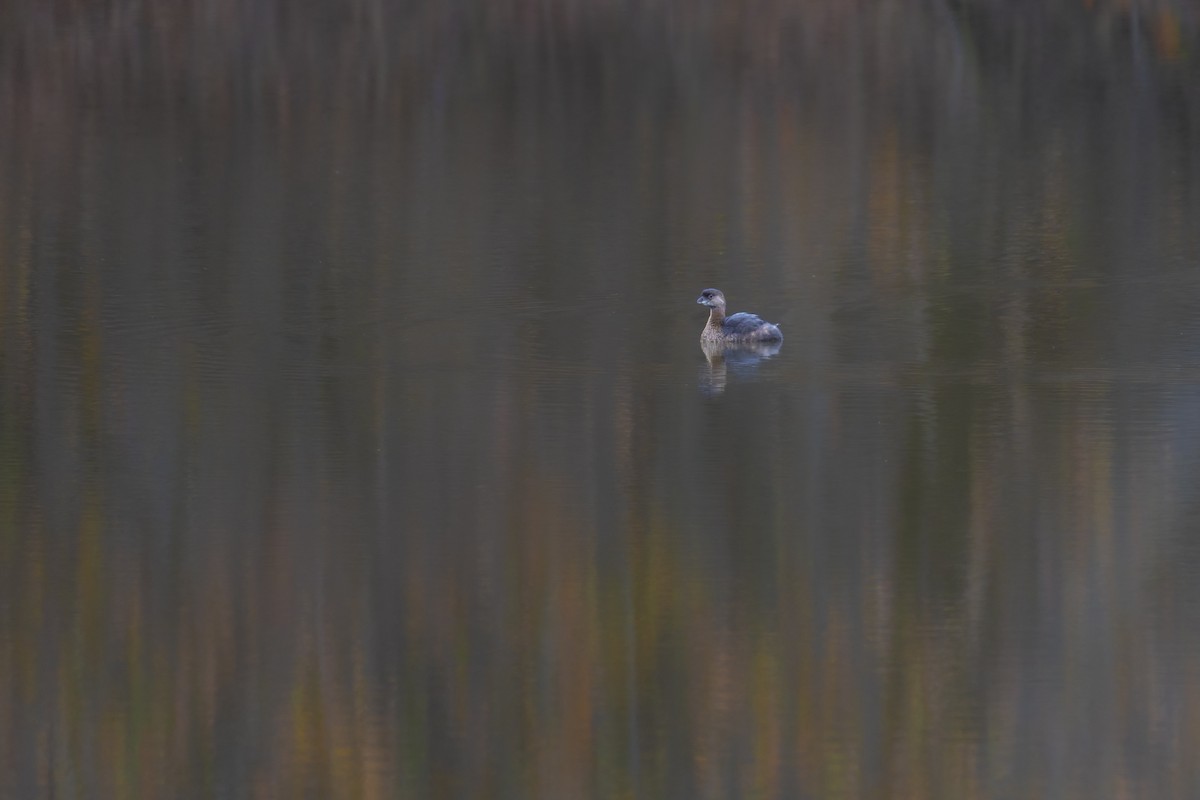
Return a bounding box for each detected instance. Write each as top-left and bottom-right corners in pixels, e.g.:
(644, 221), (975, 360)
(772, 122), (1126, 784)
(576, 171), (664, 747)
(699, 339), (783, 396)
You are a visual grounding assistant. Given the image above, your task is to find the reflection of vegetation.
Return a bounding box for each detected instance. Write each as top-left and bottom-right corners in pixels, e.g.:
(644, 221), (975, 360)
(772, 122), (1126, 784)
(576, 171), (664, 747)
(1, 2), (1198, 795)
(0, 0), (1195, 110)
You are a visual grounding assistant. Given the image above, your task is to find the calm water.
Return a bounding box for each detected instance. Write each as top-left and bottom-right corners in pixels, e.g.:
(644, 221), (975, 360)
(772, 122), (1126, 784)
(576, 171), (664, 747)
(2, 59), (1200, 799)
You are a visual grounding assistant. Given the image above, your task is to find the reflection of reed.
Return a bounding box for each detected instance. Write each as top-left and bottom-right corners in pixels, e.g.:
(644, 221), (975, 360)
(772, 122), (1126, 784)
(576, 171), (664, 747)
(699, 340), (783, 396)
(1, 0), (1196, 114)
(2, 35), (1200, 798)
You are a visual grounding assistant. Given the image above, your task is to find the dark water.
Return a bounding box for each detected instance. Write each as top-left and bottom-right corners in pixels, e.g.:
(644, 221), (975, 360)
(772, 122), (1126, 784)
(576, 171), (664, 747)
(2, 57), (1200, 798)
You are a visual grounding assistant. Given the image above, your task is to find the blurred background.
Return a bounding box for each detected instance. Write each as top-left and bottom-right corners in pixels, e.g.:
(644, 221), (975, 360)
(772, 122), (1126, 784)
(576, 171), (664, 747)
(1, 1), (1200, 798)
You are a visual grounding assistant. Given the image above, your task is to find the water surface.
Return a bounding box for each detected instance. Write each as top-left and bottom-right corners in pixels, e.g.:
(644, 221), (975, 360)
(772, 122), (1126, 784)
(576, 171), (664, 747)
(2, 49), (1200, 799)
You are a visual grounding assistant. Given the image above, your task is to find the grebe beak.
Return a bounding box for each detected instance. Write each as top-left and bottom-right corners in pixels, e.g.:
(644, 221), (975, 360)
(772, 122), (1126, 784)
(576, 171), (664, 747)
(696, 296), (708, 305)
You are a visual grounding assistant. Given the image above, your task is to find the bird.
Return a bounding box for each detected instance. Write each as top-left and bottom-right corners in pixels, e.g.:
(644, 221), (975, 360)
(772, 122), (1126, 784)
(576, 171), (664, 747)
(695, 288), (783, 344)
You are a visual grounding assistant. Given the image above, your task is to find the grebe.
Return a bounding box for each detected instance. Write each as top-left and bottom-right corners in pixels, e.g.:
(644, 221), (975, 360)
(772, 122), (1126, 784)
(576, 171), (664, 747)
(696, 289), (783, 344)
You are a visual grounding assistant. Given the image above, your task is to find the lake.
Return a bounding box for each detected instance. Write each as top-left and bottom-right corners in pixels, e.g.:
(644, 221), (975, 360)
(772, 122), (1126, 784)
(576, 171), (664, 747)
(2, 11), (1200, 797)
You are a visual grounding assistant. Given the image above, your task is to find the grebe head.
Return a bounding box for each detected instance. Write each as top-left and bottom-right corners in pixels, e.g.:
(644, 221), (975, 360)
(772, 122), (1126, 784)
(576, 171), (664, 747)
(696, 288), (726, 309)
